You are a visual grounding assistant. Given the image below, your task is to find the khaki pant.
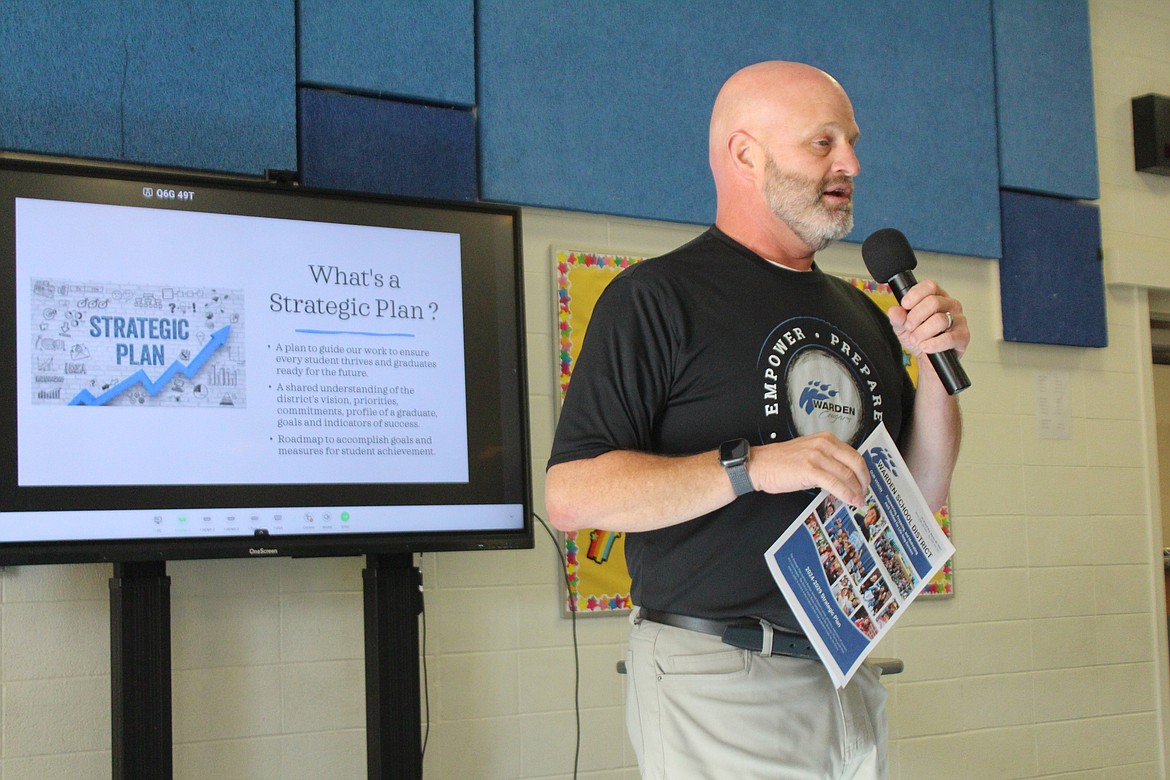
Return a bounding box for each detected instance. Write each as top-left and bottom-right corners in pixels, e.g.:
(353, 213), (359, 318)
(626, 616), (886, 779)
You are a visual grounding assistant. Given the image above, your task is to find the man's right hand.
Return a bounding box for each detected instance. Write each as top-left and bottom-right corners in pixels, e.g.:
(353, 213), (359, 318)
(746, 431), (869, 507)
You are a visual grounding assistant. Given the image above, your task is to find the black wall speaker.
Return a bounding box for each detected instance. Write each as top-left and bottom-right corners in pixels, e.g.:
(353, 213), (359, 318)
(1133, 93), (1170, 176)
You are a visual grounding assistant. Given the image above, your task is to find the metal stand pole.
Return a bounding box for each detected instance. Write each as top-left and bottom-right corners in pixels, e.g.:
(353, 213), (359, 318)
(363, 553), (423, 779)
(110, 560), (172, 780)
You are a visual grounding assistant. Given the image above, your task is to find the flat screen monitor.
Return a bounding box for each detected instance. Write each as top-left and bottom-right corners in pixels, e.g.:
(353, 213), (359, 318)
(0, 153), (532, 564)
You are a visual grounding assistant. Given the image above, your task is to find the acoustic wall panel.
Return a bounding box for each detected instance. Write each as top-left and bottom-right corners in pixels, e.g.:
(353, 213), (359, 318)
(299, 88), (477, 202)
(993, 0), (1099, 199)
(477, 1), (1003, 259)
(0, 0), (296, 175)
(298, 0), (475, 106)
(999, 191), (1105, 347)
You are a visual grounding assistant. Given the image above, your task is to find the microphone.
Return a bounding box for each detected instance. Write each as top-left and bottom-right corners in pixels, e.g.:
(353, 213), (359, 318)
(861, 228), (971, 395)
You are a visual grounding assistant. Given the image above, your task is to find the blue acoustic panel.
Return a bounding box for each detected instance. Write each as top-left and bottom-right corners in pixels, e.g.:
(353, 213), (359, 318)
(478, 1), (1002, 258)
(993, 0), (1099, 199)
(299, 0), (475, 106)
(999, 191), (1105, 347)
(0, 0), (295, 174)
(299, 88), (477, 201)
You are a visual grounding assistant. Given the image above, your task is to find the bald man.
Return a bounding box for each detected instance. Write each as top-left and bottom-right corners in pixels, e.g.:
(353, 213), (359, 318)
(547, 61), (966, 779)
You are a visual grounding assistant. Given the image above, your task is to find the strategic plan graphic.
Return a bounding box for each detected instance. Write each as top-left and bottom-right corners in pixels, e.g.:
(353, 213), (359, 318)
(31, 279), (246, 408)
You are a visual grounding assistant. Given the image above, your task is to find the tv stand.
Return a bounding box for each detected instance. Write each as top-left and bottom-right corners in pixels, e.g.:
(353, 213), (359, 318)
(363, 553), (424, 779)
(110, 561), (172, 779)
(107, 554), (425, 779)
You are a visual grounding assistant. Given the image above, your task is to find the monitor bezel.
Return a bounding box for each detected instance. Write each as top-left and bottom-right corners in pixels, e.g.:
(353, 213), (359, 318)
(0, 152), (534, 565)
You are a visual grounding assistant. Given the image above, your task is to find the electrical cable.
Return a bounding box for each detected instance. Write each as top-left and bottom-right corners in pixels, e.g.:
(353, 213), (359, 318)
(535, 511), (581, 780)
(420, 564), (431, 760)
(416, 521), (581, 776)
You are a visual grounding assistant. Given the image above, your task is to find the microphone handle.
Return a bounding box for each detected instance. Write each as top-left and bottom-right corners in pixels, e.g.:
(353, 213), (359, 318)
(887, 272), (971, 396)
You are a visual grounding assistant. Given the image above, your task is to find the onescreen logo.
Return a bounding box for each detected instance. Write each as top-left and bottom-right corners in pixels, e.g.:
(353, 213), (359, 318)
(249, 547), (279, 556)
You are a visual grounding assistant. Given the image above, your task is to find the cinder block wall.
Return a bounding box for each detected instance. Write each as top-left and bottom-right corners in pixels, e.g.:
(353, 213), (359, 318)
(1, 1), (1169, 778)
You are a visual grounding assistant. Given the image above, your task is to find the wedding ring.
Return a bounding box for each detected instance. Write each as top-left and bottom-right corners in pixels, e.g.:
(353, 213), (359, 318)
(943, 311), (954, 332)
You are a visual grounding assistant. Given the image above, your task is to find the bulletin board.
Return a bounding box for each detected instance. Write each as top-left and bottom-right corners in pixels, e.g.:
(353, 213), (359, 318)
(554, 249), (952, 615)
(554, 249), (642, 613)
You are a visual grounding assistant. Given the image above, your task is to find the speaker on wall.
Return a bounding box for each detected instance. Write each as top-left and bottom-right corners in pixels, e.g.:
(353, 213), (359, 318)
(1133, 93), (1170, 176)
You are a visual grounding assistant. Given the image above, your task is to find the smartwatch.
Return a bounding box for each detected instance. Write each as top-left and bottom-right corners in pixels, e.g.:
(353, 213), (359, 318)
(719, 438), (755, 496)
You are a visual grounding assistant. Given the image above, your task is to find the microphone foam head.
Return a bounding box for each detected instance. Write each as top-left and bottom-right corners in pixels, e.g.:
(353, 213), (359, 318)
(861, 228), (916, 284)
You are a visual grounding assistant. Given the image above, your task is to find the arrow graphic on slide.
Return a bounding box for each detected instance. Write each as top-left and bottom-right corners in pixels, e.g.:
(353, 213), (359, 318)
(68, 325), (232, 407)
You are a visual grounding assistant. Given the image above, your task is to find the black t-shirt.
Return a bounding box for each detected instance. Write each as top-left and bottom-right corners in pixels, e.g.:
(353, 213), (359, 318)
(548, 227), (915, 626)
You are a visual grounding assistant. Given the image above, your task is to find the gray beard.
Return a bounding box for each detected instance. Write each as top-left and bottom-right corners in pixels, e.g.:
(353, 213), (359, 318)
(763, 158), (854, 252)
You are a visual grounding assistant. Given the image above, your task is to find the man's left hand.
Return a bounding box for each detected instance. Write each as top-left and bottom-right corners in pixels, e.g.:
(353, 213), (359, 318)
(886, 279), (969, 359)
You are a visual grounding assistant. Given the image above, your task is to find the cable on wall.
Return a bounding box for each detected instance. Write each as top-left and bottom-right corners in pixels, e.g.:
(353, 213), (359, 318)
(535, 512), (581, 779)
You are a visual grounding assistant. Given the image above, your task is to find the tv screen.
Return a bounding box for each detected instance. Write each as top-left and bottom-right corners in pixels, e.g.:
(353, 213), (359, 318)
(0, 153), (532, 564)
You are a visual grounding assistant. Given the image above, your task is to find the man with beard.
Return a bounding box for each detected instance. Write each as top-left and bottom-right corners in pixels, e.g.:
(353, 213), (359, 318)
(546, 61), (966, 779)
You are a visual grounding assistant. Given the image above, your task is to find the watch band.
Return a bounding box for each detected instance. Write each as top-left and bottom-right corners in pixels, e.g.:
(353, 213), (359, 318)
(725, 460), (754, 496)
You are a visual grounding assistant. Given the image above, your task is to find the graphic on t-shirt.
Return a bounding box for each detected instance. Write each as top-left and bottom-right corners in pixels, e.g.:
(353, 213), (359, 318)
(30, 279), (245, 407)
(758, 315), (880, 447)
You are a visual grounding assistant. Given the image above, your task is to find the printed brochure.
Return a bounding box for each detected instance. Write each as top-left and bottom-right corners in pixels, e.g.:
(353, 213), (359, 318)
(764, 423), (954, 688)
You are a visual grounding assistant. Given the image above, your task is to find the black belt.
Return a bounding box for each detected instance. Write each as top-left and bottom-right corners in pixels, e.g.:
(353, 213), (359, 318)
(637, 608), (821, 662)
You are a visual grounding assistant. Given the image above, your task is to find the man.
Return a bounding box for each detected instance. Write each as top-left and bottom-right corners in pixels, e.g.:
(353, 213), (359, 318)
(545, 61), (966, 779)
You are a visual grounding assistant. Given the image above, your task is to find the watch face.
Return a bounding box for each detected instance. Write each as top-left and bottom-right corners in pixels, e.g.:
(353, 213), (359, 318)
(721, 438), (748, 464)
